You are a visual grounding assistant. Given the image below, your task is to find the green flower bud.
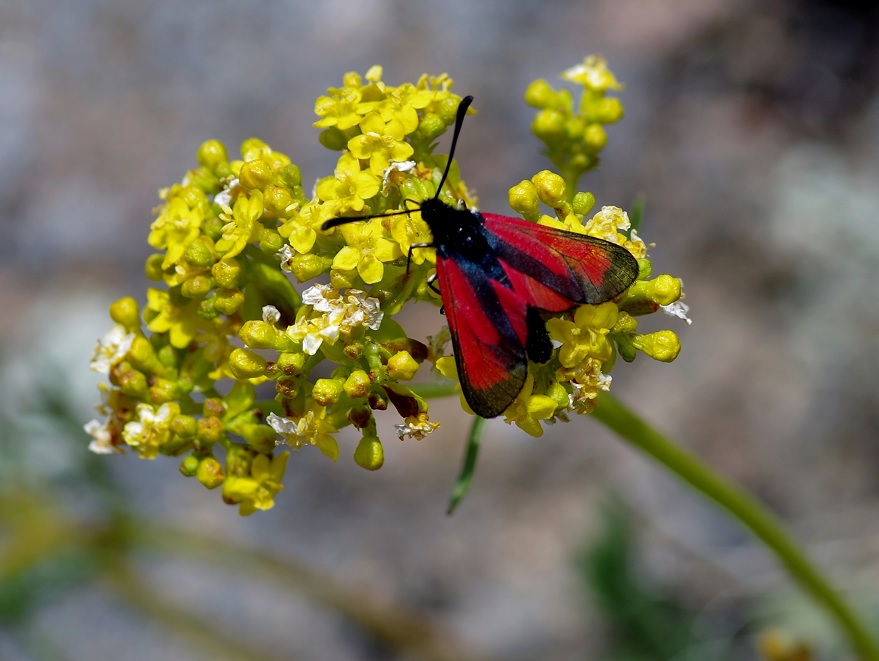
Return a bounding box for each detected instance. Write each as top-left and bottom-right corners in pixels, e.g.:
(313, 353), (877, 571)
(313, 378), (344, 406)
(435, 96), (461, 126)
(546, 382), (570, 410)
(150, 378), (180, 403)
(181, 275), (214, 299)
(196, 456), (225, 489)
(281, 164), (302, 189)
(612, 311), (639, 334)
(197, 139), (229, 173)
(116, 368), (148, 399)
(211, 258), (242, 289)
(508, 180), (540, 219)
(179, 455), (199, 477)
(183, 239), (214, 267)
(591, 97), (624, 124)
(638, 259), (652, 280)
(240, 138), (270, 162)
(240, 320), (283, 350)
(240, 423), (277, 453)
(417, 113), (446, 142)
(171, 414), (198, 440)
(344, 370), (371, 399)
(213, 288), (244, 315)
(197, 416), (225, 444)
(110, 297), (140, 329)
(145, 254), (165, 281)
(229, 348), (267, 379)
(354, 435), (384, 470)
(572, 191), (596, 216)
(239, 158), (274, 191)
(318, 128), (347, 151)
(128, 336), (162, 374)
(651, 275), (682, 306)
(277, 351), (305, 373)
(263, 185), (294, 218)
(583, 124), (607, 151)
(532, 170), (567, 207)
(524, 79), (555, 108)
(632, 330), (680, 362)
(290, 254), (332, 282)
(532, 108), (566, 144)
(388, 351), (419, 381)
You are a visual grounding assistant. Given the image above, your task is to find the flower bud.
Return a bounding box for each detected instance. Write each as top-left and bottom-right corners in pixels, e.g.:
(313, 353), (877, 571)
(229, 348), (267, 379)
(344, 370), (371, 399)
(354, 435), (384, 470)
(532, 170), (567, 207)
(631, 330), (680, 362)
(318, 128), (347, 151)
(171, 414), (198, 440)
(239, 158), (274, 191)
(240, 423), (277, 453)
(508, 180), (540, 219)
(213, 288), (244, 315)
(197, 139), (229, 173)
(145, 254), (165, 281)
(149, 378), (180, 403)
(388, 351), (419, 381)
(572, 192), (596, 216)
(179, 455), (199, 477)
(417, 113), (446, 142)
(196, 456), (225, 489)
(263, 185), (294, 218)
(239, 320), (283, 350)
(181, 275), (214, 299)
(290, 254), (332, 282)
(313, 378), (343, 406)
(110, 297), (140, 329)
(532, 109), (566, 144)
(583, 124), (607, 151)
(183, 238), (214, 267)
(197, 416), (225, 444)
(211, 258), (242, 289)
(524, 79), (555, 108)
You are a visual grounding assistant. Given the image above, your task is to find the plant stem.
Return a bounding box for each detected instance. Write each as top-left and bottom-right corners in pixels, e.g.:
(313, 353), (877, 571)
(592, 393), (879, 660)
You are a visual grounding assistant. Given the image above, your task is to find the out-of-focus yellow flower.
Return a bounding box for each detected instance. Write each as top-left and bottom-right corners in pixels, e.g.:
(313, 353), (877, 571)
(223, 451), (289, 516)
(561, 54), (623, 92)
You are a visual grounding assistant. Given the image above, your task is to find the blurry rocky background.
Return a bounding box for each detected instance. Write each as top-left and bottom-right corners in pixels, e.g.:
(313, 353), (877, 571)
(2, 0), (879, 659)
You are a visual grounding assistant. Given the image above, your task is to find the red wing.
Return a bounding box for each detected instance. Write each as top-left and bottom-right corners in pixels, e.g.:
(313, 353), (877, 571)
(435, 255), (528, 418)
(482, 213), (639, 309)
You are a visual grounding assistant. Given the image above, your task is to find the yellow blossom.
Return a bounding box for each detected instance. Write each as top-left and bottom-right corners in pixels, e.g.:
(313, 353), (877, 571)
(144, 288), (202, 349)
(546, 302), (618, 368)
(223, 451), (289, 516)
(331, 219), (401, 284)
(215, 190), (264, 258)
(584, 205), (630, 245)
(561, 55), (623, 92)
(315, 153), (381, 214)
(502, 374), (558, 437)
(149, 194), (206, 269)
(348, 112), (414, 174)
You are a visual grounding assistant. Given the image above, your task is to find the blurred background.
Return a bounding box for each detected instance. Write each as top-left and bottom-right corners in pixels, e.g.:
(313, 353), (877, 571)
(3, 0), (879, 659)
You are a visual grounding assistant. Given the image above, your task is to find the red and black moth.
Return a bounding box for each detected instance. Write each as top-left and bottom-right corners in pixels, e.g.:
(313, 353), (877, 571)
(323, 96), (639, 419)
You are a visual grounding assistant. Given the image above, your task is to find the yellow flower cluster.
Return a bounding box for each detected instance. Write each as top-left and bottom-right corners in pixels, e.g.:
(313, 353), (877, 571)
(85, 59), (690, 514)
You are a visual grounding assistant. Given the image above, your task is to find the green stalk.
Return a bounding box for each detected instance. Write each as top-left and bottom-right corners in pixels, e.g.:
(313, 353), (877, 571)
(592, 393), (879, 660)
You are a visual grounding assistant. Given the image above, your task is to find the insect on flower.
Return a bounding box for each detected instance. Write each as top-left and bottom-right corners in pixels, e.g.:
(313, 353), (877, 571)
(323, 96), (639, 419)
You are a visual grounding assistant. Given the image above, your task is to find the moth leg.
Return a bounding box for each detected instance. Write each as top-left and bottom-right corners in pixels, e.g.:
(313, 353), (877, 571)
(407, 242), (434, 274)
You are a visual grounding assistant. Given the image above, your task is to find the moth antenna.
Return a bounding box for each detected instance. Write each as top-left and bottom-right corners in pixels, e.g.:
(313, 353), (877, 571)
(434, 95), (474, 199)
(321, 96), (474, 232)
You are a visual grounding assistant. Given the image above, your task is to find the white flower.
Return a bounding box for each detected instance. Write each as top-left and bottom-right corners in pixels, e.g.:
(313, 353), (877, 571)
(662, 300), (692, 325)
(84, 418), (119, 454)
(122, 402), (177, 458)
(262, 305), (281, 325)
(276, 244), (295, 271)
(214, 177), (239, 208)
(286, 286), (384, 355)
(90, 324), (135, 374)
(382, 160), (417, 192)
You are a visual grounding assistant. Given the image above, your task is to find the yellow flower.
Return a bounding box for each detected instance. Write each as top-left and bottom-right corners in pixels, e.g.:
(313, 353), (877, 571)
(502, 374), (557, 437)
(285, 284), (384, 355)
(313, 88), (364, 130)
(315, 153), (381, 214)
(348, 112), (414, 174)
(565, 357), (612, 413)
(144, 288), (202, 349)
(331, 219), (402, 284)
(90, 324), (135, 374)
(215, 189), (264, 258)
(223, 451), (289, 516)
(546, 302), (618, 368)
(583, 205), (630, 245)
(149, 193), (206, 269)
(267, 406), (339, 461)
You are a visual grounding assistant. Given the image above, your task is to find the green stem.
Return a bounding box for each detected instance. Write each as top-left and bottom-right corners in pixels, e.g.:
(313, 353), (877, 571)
(592, 393), (879, 660)
(447, 416), (488, 514)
